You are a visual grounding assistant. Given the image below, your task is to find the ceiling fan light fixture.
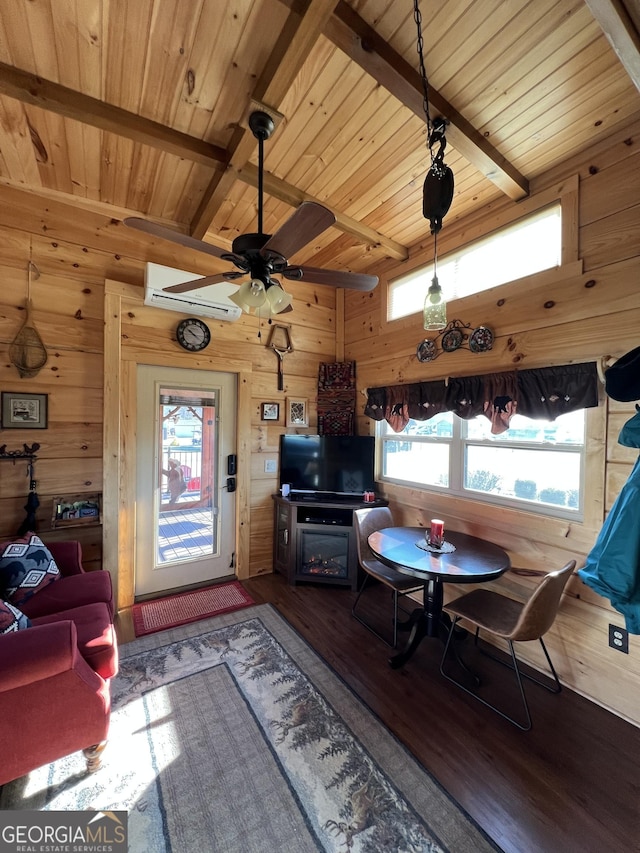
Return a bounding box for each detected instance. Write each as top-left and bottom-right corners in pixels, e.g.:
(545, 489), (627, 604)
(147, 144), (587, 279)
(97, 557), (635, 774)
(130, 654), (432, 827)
(423, 275), (447, 330)
(266, 282), (293, 314)
(229, 278), (267, 312)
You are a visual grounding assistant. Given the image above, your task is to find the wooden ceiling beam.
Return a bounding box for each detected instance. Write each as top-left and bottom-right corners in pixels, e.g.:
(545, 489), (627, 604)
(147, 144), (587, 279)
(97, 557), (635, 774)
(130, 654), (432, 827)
(239, 162), (407, 260)
(0, 55), (403, 257)
(190, 0), (343, 240)
(583, 0), (640, 92)
(0, 175), (194, 235)
(325, 1), (529, 201)
(0, 61), (228, 168)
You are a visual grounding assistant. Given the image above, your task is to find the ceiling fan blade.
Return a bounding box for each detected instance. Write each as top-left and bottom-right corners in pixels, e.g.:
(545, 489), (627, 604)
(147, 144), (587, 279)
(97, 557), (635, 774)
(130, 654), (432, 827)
(163, 272), (243, 293)
(124, 217), (228, 260)
(284, 265), (378, 292)
(261, 202), (336, 259)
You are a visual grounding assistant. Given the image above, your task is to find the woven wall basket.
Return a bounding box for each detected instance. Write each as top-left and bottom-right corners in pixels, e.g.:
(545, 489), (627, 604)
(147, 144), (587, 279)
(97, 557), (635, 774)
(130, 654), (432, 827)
(10, 298), (48, 378)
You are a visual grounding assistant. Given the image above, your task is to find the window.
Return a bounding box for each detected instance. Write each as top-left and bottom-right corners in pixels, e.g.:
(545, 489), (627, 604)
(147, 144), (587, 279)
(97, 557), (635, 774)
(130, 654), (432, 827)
(388, 204), (562, 321)
(378, 408), (586, 518)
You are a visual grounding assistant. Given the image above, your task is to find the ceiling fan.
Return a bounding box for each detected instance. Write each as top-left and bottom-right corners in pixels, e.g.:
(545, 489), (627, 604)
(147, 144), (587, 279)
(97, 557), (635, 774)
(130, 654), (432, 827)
(124, 110), (379, 315)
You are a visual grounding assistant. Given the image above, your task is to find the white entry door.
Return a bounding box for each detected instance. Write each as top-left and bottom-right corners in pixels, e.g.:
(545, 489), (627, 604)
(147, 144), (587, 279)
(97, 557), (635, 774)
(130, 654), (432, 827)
(135, 365), (237, 597)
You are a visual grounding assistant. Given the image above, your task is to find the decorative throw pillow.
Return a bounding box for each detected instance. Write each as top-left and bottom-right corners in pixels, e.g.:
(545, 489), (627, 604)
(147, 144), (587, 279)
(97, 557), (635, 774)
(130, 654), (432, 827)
(0, 599), (32, 633)
(0, 534), (61, 608)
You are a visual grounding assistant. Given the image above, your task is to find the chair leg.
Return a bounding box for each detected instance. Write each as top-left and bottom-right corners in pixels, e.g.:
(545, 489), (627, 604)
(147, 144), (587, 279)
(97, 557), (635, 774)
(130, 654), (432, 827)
(352, 574), (396, 647)
(351, 572), (371, 619)
(477, 635), (562, 694)
(440, 620), (533, 731)
(537, 637), (562, 694)
(392, 589), (398, 648)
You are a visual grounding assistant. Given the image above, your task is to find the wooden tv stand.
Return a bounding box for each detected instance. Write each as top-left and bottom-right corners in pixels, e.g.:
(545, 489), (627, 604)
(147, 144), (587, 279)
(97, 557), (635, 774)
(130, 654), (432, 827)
(272, 494), (388, 589)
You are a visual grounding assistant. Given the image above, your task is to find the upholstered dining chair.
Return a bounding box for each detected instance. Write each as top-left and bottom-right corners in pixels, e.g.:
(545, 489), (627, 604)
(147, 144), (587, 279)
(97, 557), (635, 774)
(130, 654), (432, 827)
(352, 507), (423, 647)
(440, 560), (576, 730)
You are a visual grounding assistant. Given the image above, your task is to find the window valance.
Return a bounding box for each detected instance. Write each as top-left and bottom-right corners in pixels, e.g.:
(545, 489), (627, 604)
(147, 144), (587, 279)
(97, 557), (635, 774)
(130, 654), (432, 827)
(365, 362), (599, 435)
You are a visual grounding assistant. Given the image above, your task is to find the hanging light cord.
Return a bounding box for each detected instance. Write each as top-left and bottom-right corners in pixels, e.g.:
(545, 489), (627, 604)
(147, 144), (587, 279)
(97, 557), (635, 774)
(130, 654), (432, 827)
(433, 228), (438, 280)
(413, 0), (434, 165)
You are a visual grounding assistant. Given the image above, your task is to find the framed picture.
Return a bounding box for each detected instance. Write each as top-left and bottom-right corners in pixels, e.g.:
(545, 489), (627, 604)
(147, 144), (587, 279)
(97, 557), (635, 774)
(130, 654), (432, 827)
(1, 392), (48, 429)
(261, 402), (279, 421)
(286, 397), (308, 427)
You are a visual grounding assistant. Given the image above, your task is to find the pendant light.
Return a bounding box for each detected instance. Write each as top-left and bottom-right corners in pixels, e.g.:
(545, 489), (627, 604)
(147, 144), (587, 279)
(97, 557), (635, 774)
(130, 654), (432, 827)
(414, 0), (454, 331)
(423, 230), (447, 330)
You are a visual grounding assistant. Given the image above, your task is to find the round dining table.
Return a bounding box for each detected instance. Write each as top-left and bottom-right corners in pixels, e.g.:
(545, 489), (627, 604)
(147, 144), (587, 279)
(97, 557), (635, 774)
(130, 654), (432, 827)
(367, 527), (510, 669)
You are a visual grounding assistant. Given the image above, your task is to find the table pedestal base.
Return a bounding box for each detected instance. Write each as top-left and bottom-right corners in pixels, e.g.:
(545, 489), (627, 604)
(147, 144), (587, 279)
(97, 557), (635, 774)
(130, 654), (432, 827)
(389, 579), (449, 669)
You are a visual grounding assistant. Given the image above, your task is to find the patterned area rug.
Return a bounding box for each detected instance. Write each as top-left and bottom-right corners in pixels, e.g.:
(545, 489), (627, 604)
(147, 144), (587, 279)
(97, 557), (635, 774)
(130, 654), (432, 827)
(0, 605), (502, 853)
(132, 580), (254, 636)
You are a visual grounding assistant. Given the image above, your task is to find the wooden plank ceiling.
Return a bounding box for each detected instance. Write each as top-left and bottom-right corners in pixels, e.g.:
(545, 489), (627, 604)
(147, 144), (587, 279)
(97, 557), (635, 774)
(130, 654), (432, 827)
(0, 0), (639, 278)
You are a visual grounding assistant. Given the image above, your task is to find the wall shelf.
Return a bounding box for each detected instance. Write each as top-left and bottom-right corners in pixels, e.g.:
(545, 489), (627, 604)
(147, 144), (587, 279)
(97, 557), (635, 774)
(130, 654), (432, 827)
(51, 493), (102, 528)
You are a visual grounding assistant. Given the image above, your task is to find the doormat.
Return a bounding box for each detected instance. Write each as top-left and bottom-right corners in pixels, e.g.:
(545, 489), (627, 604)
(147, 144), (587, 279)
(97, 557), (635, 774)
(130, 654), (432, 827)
(132, 581), (255, 637)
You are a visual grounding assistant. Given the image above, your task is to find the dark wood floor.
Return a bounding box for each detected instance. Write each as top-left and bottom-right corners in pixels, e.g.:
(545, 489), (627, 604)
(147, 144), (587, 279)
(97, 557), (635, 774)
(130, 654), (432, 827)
(238, 573), (639, 853)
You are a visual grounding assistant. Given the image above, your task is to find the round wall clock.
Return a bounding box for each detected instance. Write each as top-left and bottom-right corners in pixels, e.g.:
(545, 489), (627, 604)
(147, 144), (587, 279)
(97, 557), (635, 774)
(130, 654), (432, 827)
(176, 318), (211, 352)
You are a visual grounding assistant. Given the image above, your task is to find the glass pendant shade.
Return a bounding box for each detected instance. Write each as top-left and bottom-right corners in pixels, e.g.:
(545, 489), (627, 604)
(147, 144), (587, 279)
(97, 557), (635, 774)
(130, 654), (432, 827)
(229, 279), (267, 312)
(423, 275), (447, 330)
(266, 283), (293, 314)
(229, 278), (293, 316)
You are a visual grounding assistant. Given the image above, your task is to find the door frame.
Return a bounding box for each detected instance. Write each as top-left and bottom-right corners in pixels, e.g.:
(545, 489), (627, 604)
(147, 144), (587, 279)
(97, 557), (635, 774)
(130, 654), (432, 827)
(103, 279), (252, 612)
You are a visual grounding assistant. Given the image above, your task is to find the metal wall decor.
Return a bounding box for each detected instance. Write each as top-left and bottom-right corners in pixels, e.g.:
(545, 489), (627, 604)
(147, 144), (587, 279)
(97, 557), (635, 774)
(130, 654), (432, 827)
(0, 442), (40, 460)
(267, 324), (293, 391)
(416, 320), (494, 362)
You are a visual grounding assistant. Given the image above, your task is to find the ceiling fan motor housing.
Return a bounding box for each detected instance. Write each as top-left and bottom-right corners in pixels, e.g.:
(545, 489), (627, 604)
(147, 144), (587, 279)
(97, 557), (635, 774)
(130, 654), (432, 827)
(226, 233), (288, 287)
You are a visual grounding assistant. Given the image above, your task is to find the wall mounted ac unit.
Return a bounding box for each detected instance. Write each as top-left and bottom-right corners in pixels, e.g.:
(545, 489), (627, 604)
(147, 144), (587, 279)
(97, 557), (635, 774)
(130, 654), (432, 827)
(144, 262), (242, 322)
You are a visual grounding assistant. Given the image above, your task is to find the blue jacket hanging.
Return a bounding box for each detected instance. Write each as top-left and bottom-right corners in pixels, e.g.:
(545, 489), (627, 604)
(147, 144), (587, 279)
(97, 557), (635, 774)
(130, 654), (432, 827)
(578, 409), (640, 634)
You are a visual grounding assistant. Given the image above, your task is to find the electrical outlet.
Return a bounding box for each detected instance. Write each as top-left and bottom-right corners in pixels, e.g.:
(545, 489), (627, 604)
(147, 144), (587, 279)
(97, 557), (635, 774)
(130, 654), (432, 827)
(264, 459), (277, 474)
(608, 624), (629, 654)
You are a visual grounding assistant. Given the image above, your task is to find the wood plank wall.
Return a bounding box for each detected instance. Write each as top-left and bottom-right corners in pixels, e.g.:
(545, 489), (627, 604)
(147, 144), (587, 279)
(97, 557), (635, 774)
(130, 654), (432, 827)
(0, 117), (638, 724)
(0, 194), (333, 580)
(344, 117), (640, 725)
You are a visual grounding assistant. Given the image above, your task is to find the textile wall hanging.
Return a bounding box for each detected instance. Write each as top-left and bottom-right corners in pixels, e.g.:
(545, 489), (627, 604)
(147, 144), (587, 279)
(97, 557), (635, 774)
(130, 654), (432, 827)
(317, 362), (356, 435)
(365, 361), (599, 435)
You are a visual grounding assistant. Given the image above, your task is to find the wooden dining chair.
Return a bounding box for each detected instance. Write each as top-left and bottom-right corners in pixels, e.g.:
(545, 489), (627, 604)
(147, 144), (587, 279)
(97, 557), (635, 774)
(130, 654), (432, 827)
(440, 560), (576, 730)
(352, 507), (423, 647)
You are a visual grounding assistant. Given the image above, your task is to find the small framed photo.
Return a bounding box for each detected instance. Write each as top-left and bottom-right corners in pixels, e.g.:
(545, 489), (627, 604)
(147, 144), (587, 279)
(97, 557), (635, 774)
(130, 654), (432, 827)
(1, 392), (48, 429)
(261, 402), (279, 421)
(286, 397), (308, 427)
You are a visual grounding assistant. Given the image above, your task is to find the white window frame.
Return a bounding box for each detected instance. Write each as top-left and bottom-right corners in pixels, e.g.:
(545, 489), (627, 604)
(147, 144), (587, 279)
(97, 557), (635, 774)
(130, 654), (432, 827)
(377, 410), (587, 521)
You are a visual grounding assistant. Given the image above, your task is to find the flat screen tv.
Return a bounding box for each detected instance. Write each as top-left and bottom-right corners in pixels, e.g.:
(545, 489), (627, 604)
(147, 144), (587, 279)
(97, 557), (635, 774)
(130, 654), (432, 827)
(279, 434), (375, 498)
